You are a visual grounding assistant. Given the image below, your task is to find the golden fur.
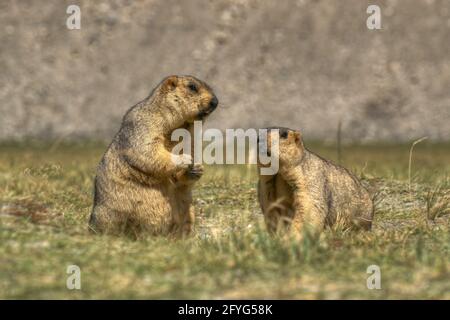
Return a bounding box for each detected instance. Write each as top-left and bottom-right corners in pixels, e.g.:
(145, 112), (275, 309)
(89, 75), (218, 237)
(258, 127), (374, 236)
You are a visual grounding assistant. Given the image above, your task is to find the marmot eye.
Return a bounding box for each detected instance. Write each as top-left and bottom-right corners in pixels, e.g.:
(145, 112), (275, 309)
(280, 131), (288, 139)
(188, 83), (198, 93)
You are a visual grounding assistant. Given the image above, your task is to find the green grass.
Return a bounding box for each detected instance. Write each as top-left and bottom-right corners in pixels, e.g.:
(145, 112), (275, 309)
(0, 141), (449, 299)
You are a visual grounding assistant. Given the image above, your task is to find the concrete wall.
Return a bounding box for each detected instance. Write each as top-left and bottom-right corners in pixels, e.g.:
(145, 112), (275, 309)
(1, 0), (449, 142)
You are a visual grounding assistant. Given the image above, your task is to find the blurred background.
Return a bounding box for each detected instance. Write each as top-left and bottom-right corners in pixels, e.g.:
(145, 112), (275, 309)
(1, 0), (449, 143)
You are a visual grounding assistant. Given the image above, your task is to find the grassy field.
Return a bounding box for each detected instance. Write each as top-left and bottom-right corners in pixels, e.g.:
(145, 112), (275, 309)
(0, 141), (449, 299)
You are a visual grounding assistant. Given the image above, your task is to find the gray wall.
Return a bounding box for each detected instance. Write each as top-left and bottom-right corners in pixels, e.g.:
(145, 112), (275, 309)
(1, 0), (449, 142)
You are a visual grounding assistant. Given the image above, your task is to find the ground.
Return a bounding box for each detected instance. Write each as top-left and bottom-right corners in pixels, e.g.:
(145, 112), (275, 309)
(0, 142), (449, 299)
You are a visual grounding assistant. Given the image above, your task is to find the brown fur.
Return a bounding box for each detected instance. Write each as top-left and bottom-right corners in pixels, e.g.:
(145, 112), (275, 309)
(258, 173), (295, 234)
(89, 75), (218, 237)
(258, 127), (374, 236)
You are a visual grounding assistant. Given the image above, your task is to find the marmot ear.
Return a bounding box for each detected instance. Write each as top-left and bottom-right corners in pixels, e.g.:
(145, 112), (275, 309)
(163, 75), (178, 90)
(293, 130), (302, 146)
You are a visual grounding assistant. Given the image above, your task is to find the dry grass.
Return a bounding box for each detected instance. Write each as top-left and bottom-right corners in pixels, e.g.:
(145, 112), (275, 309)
(0, 141), (449, 299)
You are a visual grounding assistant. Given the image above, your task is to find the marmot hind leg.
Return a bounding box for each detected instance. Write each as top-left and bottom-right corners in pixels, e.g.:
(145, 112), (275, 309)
(89, 206), (130, 235)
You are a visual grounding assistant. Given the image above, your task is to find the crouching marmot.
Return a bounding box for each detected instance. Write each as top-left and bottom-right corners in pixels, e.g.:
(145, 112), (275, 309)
(257, 127), (373, 236)
(89, 75), (218, 237)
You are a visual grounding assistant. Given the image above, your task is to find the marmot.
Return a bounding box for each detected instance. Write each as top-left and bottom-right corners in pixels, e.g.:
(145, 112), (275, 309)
(257, 127), (373, 236)
(89, 75), (218, 237)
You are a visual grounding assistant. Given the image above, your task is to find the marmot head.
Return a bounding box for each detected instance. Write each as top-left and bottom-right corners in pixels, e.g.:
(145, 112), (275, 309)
(259, 127), (304, 166)
(156, 75), (218, 124)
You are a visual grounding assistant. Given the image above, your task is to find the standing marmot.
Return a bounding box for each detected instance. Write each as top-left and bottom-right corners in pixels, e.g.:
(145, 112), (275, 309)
(257, 127), (373, 236)
(89, 75), (218, 237)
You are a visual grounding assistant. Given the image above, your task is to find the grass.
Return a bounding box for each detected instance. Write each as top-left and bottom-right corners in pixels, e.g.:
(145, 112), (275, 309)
(0, 141), (449, 299)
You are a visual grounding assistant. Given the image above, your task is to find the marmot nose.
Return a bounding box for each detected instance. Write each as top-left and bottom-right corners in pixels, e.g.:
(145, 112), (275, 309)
(209, 96), (218, 110)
